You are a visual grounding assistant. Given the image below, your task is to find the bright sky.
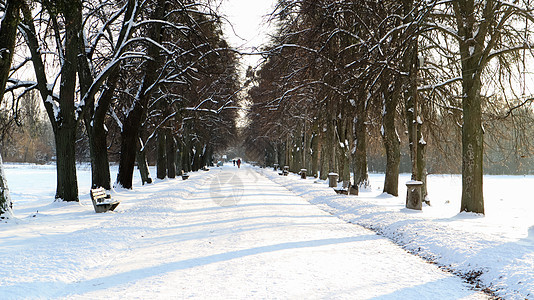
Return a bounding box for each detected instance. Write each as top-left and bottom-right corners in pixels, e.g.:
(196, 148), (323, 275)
(218, 0), (276, 68)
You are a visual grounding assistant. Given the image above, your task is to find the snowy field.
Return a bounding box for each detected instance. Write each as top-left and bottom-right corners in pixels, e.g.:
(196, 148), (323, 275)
(0, 163), (532, 299)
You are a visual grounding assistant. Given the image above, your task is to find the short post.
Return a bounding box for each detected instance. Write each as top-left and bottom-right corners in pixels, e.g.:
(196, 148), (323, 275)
(300, 169), (307, 179)
(273, 163), (279, 171)
(283, 166), (289, 176)
(328, 173), (339, 188)
(406, 181), (423, 210)
(349, 184), (359, 196)
(182, 173), (190, 180)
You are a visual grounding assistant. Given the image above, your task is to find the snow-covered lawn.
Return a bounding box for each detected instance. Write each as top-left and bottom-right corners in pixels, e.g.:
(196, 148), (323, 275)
(0, 163), (530, 299)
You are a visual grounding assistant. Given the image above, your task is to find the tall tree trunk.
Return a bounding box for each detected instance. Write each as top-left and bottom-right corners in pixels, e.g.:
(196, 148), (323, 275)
(341, 117), (352, 188)
(311, 124), (319, 177)
(87, 122), (111, 189)
(175, 144), (182, 173)
(203, 145), (213, 167)
(0, 154), (12, 217)
(181, 138), (191, 173)
(402, 0), (427, 208)
(382, 89), (400, 196)
(54, 125), (79, 201)
(22, 1), (80, 201)
(192, 144), (201, 172)
(157, 129), (167, 179)
(116, 0), (165, 189)
(166, 129), (176, 178)
(0, 0), (22, 99)
(81, 0), (137, 191)
(136, 138), (152, 185)
(454, 1), (486, 214)
(0, 0), (23, 216)
(54, 0), (83, 202)
(319, 139), (328, 181)
(327, 110), (336, 174)
(117, 105), (143, 189)
(353, 95), (369, 188)
(278, 143), (284, 168)
(461, 77), (484, 213)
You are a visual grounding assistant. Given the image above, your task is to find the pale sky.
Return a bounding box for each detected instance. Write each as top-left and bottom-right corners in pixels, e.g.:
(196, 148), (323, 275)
(218, 0), (276, 68)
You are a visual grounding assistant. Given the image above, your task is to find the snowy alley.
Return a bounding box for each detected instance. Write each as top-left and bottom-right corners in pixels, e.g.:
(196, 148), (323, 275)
(0, 164), (490, 299)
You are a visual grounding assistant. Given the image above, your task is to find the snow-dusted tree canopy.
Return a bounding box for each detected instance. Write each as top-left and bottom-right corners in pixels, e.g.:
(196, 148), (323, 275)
(0, 0), (241, 208)
(245, 0), (534, 214)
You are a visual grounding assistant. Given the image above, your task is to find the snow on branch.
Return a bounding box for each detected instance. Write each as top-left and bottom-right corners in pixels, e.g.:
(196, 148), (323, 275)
(418, 76), (462, 91)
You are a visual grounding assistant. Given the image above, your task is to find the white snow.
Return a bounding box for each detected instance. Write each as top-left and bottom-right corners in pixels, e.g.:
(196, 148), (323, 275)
(419, 136), (427, 145)
(260, 169), (534, 300)
(0, 163), (531, 299)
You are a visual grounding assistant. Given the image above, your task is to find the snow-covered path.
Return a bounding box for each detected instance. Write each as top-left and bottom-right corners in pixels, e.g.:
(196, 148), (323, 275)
(1, 165), (488, 299)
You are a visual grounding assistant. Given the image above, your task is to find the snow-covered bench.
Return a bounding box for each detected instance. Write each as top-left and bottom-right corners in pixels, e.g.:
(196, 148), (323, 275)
(90, 187), (120, 213)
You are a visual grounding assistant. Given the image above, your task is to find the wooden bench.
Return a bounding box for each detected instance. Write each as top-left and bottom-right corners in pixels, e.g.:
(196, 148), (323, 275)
(90, 187), (120, 213)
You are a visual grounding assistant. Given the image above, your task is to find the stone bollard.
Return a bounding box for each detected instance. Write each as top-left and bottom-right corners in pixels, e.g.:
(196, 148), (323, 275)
(273, 163), (279, 171)
(283, 166), (289, 176)
(406, 180), (423, 210)
(300, 169), (307, 179)
(182, 173), (190, 180)
(328, 173), (339, 188)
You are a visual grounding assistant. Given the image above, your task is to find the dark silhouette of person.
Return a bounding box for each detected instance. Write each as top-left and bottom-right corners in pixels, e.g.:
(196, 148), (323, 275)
(233, 159), (236, 166)
(237, 159), (241, 168)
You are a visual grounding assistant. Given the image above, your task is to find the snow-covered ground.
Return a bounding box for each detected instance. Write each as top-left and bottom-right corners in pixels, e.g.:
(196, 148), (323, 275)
(259, 168), (534, 299)
(0, 163), (530, 299)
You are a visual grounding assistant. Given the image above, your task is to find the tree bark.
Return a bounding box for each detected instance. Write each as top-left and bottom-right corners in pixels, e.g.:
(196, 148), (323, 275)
(181, 138), (191, 173)
(382, 89), (400, 196)
(0, 0), (23, 216)
(0, 0), (22, 101)
(0, 154), (12, 217)
(319, 130), (328, 180)
(353, 96), (369, 188)
(136, 138), (152, 185)
(86, 121), (111, 189)
(54, 0), (83, 202)
(117, 105), (143, 189)
(157, 129), (167, 179)
(453, 1), (487, 214)
(461, 78), (484, 213)
(166, 129), (176, 178)
(311, 124), (319, 177)
(192, 144), (202, 172)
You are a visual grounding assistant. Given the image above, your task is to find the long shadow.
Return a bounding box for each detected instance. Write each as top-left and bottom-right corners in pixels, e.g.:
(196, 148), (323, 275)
(136, 220), (342, 250)
(161, 214), (331, 231)
(173, 202), (310, 215)
(368, 277), (483, 299)
(63, 236), (375, 295)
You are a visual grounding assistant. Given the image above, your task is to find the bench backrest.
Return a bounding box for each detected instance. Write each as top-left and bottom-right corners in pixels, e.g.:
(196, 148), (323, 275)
(91, 188), (107, 203)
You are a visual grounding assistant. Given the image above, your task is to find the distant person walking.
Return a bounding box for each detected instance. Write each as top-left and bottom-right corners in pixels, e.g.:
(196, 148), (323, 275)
(237, 159), (241, 168)
(233, 159), (236, 166)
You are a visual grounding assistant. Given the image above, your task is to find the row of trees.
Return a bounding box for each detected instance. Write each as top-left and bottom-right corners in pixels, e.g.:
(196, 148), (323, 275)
(0, 0), (240, 217)
(245, 0), (534, 214)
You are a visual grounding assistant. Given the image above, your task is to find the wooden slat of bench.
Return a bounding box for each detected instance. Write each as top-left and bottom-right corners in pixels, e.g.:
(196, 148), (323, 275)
(90, 188), (120, 212)
(92, 191), (106, 197)
(95, 200), (119, 206)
